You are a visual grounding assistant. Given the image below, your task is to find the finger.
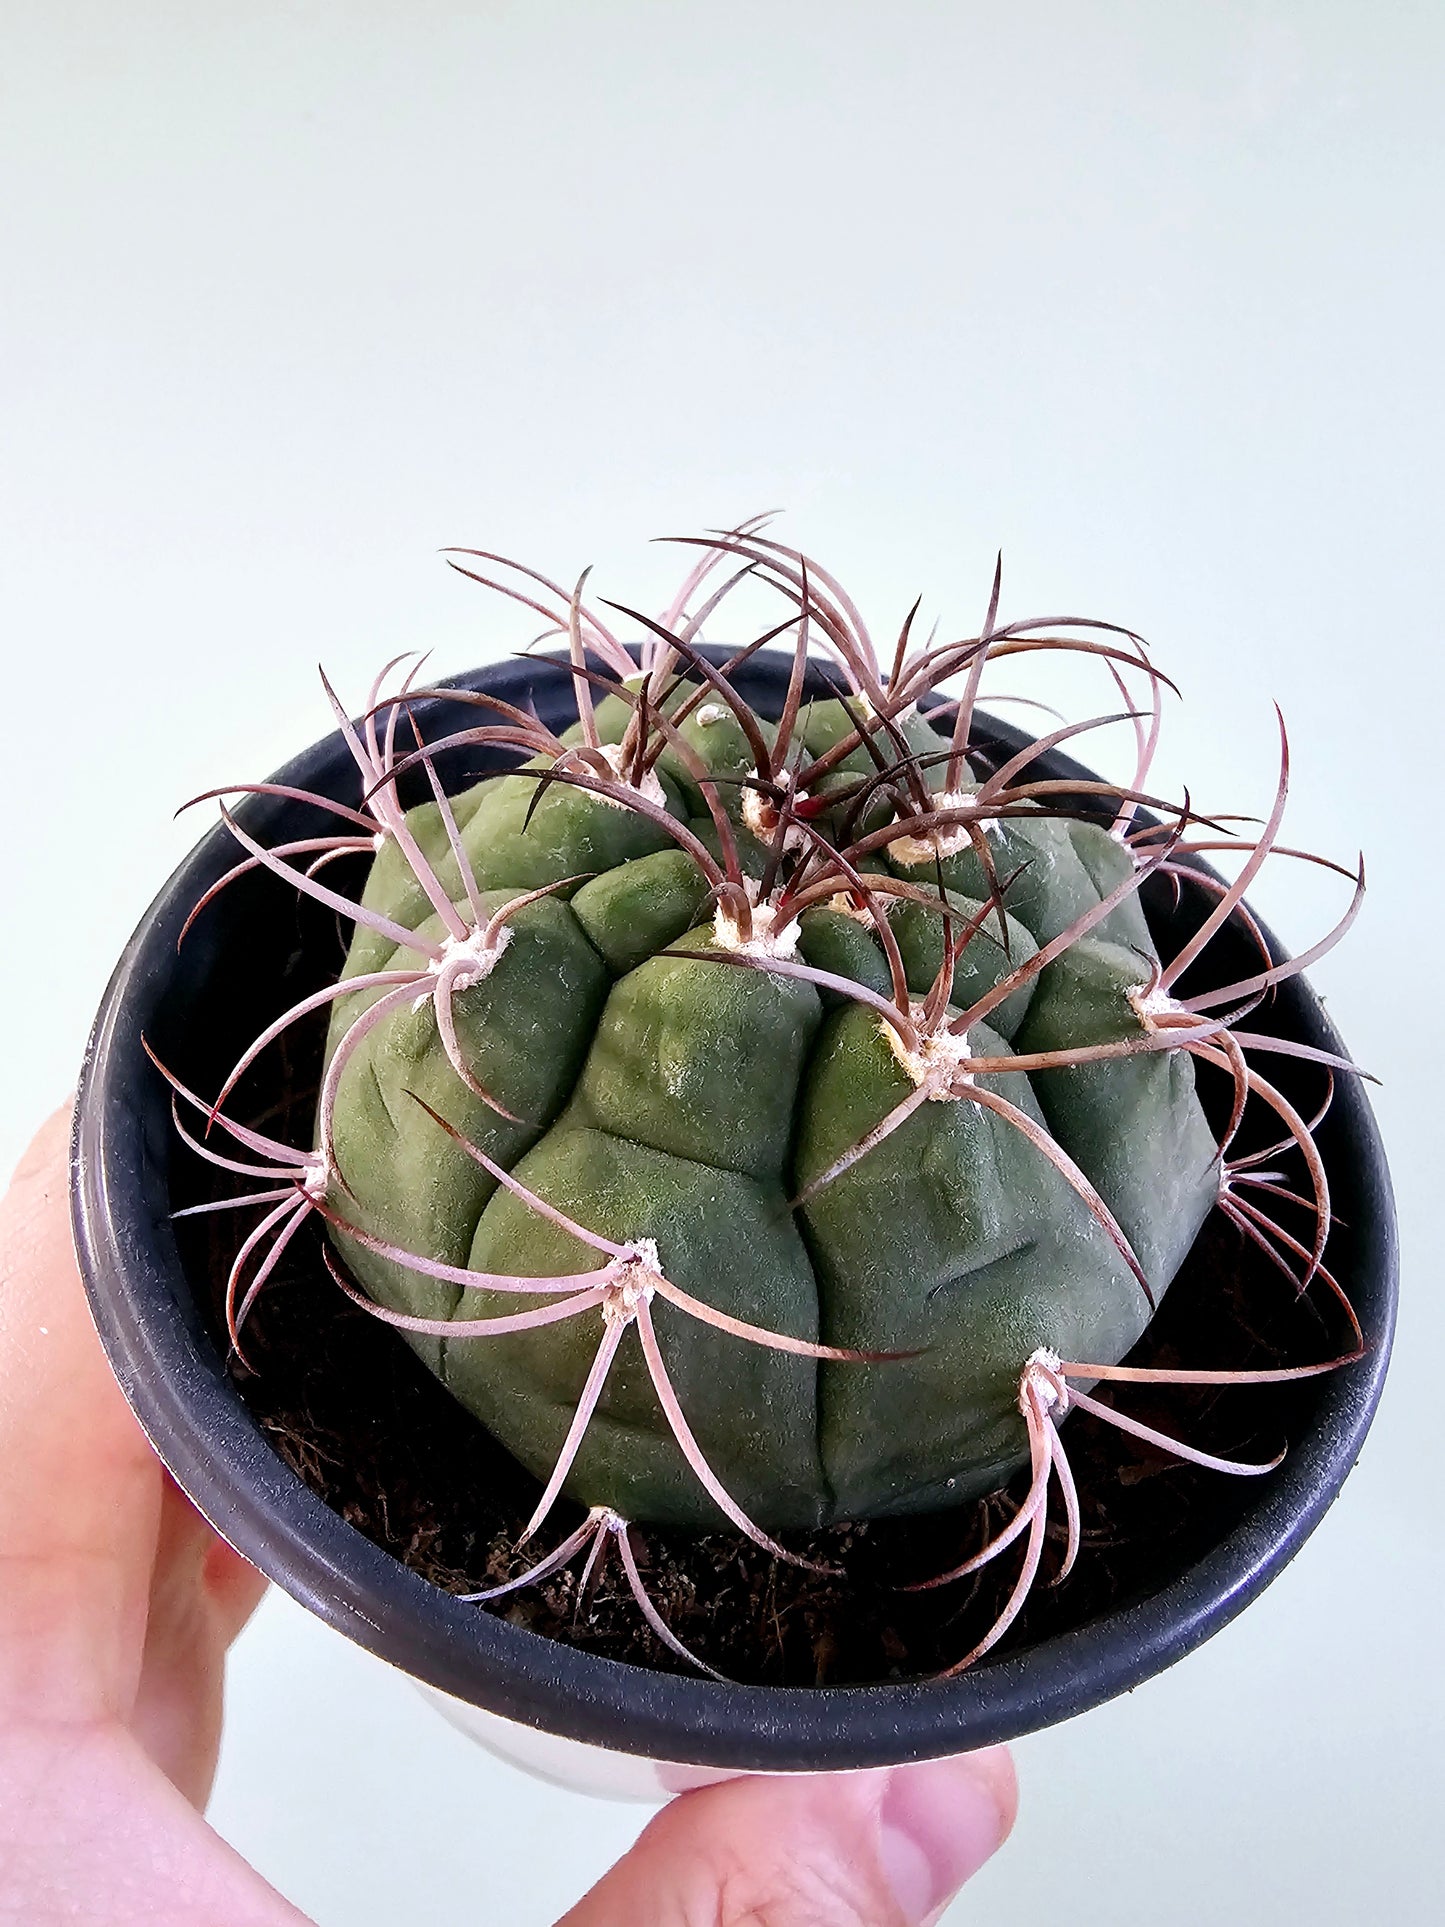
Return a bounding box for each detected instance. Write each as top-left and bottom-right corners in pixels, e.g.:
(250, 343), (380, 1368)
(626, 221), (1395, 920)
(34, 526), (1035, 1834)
(0, 1723), (314, 1926)
(131, 1475), (268, 1807)
(0, 1111), (305, 1912)
(0, 1105), (163, 1726)
(558, 1750), (1016, 1927)
(195, 1524), (270, 1653)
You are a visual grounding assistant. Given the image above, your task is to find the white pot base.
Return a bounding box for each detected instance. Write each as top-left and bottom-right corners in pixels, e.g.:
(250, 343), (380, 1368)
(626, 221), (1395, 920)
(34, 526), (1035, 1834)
(420, 1682), (759, 1802)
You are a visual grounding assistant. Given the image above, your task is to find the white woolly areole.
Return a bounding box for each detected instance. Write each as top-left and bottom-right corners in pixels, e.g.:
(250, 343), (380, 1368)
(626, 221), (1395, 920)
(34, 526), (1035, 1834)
(696, 702), (729, 727)
(591, 741), (668, 809)
(885, 1007), (975, 1096)
(886, 790), (997, 867)
(556, 742), (667, 810)
(827, 889), (896, 925)
(1127, 982), (1184, 1029)
(605, 1237), (661, 1325)
(416, 921), (514, 1004)
(741, 768), (812, 854)
(1022, 1346), (1069, 1417)
(712, 877), (802, 959)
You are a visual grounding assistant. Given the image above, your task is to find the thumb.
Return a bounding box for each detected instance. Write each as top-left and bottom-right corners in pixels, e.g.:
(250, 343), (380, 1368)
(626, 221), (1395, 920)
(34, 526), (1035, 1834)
(558, 1748), (1016, 1927)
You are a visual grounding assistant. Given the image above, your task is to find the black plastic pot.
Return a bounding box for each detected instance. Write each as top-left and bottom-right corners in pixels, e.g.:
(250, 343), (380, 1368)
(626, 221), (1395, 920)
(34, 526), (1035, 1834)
(71, 649), (1397, 1777)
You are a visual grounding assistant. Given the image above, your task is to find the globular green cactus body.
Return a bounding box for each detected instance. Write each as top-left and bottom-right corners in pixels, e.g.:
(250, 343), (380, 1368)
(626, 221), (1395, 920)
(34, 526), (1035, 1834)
(324, 685), (1220, 1531)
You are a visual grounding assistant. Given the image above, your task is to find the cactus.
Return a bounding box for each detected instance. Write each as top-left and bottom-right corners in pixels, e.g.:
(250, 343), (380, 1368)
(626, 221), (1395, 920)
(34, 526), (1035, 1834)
(162, 524), (1367, 1676)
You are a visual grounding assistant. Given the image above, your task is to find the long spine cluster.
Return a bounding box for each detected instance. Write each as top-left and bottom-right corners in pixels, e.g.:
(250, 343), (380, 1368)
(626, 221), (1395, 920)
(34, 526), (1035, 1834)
(159, 520), (1367, 1677)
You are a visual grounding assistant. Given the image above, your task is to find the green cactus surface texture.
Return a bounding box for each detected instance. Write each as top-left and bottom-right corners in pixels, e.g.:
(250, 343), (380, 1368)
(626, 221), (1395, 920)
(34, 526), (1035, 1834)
(175, 530), (1362, 1673)
(321, 684), (1217, 1531)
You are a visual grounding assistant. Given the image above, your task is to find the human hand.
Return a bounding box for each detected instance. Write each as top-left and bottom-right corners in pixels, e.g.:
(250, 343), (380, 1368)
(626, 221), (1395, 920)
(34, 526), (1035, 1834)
(0, 1106), (1015, 1924)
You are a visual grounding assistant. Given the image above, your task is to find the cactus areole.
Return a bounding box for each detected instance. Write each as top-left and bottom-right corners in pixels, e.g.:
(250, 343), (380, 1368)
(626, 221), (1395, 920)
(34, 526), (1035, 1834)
(164, 525), (1368, 1676)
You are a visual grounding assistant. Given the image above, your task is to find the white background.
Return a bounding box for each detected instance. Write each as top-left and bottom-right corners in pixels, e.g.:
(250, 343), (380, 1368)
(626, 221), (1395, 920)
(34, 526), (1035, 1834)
(2, 4), (1440, 1920)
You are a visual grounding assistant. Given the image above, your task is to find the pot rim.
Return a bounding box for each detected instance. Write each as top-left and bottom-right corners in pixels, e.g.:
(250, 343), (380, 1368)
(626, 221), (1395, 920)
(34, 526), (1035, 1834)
(71, 650), (1398, 1771)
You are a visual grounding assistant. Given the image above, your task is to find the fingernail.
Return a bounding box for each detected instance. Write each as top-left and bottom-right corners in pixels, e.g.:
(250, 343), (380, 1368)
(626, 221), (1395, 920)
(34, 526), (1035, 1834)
(878, 1749), (1016, 1922)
